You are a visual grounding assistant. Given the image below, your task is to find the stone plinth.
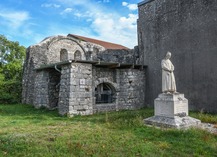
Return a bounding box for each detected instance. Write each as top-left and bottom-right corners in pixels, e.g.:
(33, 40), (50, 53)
(155, 93), (188, 118)
(144, 93), (201, 129)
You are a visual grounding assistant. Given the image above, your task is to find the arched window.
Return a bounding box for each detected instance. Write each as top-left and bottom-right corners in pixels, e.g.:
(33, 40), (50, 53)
(74, 50), (81, 60)
(95, 83), (115, 104)
(93, 47), (99, 54)
(60, 49), (68, 61)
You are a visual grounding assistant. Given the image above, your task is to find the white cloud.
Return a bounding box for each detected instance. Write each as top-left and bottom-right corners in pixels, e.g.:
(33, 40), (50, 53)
(122, 2), (138, 11)
(90, 13), (138, 48)
(60, 8), (73, 15)
(41, 3), (61, 8)
(127, 4), (137, 11)
(122, 2), (128, 6)
(119, 14), (137, 29)
(0, 11), (30, 29)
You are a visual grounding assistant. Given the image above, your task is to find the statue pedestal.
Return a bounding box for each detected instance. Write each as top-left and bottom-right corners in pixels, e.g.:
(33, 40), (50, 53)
(144, 93), (201, 129)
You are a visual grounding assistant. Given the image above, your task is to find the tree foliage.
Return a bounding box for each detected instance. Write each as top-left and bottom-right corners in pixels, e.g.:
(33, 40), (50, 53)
(0, 35), (26, 103)
(0, 35), (26, 81)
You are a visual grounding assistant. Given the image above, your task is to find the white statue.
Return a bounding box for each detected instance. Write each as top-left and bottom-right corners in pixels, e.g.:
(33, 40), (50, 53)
(161, 52), (177, 94)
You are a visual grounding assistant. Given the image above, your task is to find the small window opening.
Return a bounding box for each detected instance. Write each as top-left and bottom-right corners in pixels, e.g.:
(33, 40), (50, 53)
(74, 50), (81, 60)
(60, 49), (68, 61)
(95, 83), (115, 104)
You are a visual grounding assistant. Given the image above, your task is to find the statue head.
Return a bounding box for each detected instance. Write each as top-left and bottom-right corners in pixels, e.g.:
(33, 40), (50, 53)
(165, 52), (171, 59)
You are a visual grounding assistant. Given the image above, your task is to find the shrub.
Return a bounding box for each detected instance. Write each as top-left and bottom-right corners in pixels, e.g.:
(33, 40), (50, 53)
(0, 80), (22, 104)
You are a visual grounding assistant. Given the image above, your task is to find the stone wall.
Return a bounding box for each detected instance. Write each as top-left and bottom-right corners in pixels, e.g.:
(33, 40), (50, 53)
(58, 63), (93, 116)
(94, 49), (136, 64)
(58, 65), (71, 115)
(118, 69), (145, 110)
(138, 0), (217, 112)
(33, 70), (49, 108)
(93, 67), (145, 113)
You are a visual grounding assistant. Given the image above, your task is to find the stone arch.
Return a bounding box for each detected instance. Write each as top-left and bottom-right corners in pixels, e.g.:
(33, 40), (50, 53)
(94, 78), (119, 104)
(95, 83), (116, 104)
(47, 37), (86, 53)
(95, 78), (119, 91)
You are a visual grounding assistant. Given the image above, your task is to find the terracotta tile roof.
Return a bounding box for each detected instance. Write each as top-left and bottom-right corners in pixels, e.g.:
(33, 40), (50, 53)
(68, 34), (130, 50)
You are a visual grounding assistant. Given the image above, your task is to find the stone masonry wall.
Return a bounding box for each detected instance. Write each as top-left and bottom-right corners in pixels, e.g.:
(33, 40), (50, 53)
(33, 70), (49, 108)
(118, 69), (145, 110)
(58, 63), (93, 116)
(68, 63), (93, 116)
(58, 65), (71, 115)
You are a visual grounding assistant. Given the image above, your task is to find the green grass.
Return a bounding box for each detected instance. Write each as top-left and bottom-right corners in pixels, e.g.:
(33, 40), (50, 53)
(0, 104), (217, 157)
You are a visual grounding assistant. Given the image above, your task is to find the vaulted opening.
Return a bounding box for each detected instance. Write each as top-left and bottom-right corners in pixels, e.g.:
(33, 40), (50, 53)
(95, 83), (115, 104)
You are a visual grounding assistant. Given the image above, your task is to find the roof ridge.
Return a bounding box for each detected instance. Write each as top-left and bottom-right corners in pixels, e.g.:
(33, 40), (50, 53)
(67, 34), (130, 50)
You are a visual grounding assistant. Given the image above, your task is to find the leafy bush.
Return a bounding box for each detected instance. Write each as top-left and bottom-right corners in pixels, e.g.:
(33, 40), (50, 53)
(0, 80), (22, 104)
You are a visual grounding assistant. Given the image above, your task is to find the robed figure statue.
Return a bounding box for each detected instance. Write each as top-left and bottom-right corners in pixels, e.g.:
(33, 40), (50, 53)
(161, 52), (177, 94)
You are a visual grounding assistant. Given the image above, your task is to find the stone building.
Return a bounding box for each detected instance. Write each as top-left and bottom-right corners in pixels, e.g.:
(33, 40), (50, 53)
(137, 0), (217, 112)
(22, 34), (145, 116)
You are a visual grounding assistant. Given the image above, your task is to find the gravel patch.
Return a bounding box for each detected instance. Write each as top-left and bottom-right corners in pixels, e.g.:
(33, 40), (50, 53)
(198, 123), (217, 134)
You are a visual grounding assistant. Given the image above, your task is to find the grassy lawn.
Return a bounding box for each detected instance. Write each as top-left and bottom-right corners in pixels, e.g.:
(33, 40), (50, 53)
(0, 104), (217, 157)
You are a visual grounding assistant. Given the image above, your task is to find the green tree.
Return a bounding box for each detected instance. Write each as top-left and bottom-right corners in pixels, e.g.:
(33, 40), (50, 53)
(0, 35), (26, 103)
(0, 35), (26, 81)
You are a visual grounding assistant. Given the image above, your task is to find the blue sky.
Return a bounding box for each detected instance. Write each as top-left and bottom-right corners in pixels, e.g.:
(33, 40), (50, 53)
(0, 0), (143, 48)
